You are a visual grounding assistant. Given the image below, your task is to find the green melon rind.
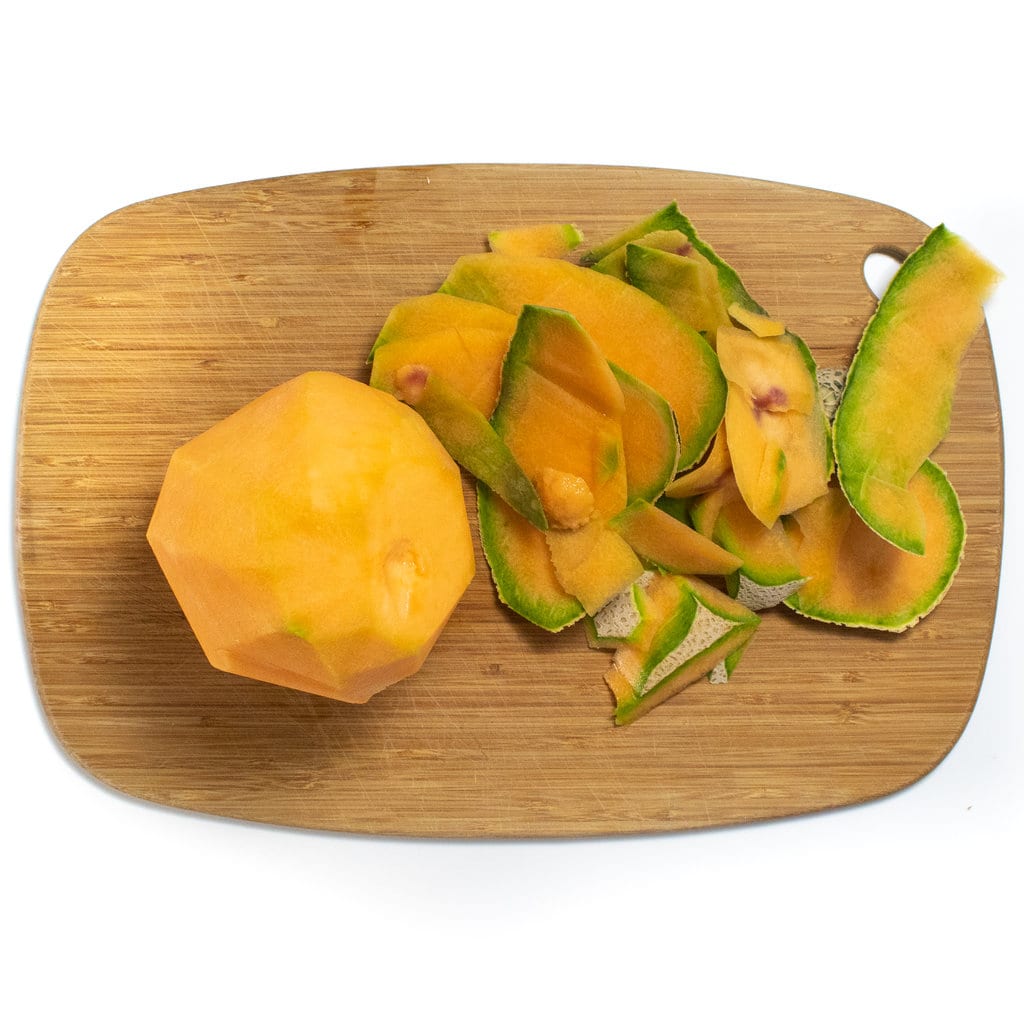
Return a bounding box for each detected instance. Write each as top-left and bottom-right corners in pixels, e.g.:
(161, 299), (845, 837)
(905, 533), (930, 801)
(709, 634), (753, 684)
(609, 363), (680, 503)
(668, 208), (834, 479)
(402, 373), (548, 531)
(476, 483), (584, 632)
(586, 203), (832, 483)
(581, 205), (688, 267)
(831, 225), (996, 556)
(613, 576), (759, 725)
(783, 459), (965, 632)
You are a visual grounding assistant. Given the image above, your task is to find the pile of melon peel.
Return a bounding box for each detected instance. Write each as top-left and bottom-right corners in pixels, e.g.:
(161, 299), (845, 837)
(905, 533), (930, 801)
(369, 204), (1000, 723)
(148, 202), (1001, 725)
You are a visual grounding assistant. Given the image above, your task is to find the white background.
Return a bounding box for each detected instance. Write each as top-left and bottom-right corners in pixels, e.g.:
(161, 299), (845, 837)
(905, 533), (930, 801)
(3, 3), (1021, 1021)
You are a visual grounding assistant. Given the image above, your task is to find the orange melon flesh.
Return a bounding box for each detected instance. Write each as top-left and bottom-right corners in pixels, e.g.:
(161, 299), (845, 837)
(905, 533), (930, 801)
(488, 222), (583, 258)
(611, 364), (680, 504)
(783, 461), (965, 631)
(610, 499), (743, 577)
(545, 521), (644, 616)
(833, 224), (1000, 554)
(728, 302), (785, 338)
(663, 422), (732, 499)
(370, 292), (516, 417)
(440, 253), (725, 473)
(722, 389), (788, 526)
(147, 371), (475, 702)
(716, 325), (816, 415)
(624, 244), (733, 339)
(492, 306), (628, 522)
(717, 323), (830, 526)
(477, 483), (583, 631)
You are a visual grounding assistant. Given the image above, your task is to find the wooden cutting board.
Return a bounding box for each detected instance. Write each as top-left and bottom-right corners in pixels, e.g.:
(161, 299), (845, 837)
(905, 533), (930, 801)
(17, 164), (1003, 838)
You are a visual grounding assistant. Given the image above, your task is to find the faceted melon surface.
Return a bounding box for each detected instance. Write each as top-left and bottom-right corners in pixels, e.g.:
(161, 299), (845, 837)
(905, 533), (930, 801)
(147, 371), (475, 702)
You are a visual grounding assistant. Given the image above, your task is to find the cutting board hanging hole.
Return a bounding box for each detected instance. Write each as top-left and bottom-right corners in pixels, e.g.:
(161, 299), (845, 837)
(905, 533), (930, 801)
(862, 248), (906, 300)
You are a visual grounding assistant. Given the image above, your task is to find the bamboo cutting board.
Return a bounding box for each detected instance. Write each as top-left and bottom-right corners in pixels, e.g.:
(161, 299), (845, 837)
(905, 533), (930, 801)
(17, 164), (1003, 838)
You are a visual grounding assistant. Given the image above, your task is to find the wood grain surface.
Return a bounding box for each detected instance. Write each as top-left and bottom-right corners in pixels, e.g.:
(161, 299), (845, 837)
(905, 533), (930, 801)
(16, 164), (1003, 838)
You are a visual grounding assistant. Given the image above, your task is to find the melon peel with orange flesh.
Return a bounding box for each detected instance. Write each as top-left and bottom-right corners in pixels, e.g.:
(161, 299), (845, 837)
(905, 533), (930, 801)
(439, 251), (725, 475)
(480, 304), (641, 630)
(833, 224), (1001, 555)
(588, 202), (832, 519)
(689, 474), (807, 612)
(488, 222), (584, 259)
(605, 573), (759, 725)
(147, 371), (475, 702)
(369, 291), (515, 417)
(352, 206), (1000, 727)
(784, 461), (965, 631)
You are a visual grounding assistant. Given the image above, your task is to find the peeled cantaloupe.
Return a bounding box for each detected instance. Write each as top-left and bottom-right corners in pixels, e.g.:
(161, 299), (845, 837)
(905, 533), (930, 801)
(147, 371), (475, 702)
(833, 225), (1001, 555)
